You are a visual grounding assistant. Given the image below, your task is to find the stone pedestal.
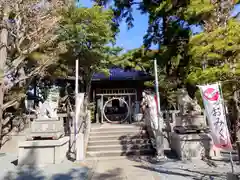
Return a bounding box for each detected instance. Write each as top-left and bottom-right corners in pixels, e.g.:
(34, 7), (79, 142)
(175, 114), (207, 128)
(170, 132), (213, 160)
(28, 118), (64, 140)
(18, 136), (69, 165)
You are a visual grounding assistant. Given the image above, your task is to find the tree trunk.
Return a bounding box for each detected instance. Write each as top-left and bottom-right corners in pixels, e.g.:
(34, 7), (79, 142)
(85, 71), (93, 102)
(0, 7), (9, 148)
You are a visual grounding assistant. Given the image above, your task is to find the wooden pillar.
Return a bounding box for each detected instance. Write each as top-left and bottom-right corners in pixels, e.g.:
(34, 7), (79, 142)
(128, 95), (132, 124)
(101, 95), (103, 123)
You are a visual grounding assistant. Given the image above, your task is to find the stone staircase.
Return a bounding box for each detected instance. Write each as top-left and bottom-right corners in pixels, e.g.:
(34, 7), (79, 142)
(86, 123), (155, 159)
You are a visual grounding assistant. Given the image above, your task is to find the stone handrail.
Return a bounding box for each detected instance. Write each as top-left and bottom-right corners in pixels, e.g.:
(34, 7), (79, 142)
(71, 93), (91, 161)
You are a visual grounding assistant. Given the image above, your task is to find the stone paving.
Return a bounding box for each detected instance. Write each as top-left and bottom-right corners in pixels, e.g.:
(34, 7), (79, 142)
(86, 158), (158, 180)
(0, 153), (89, 180)
(143, 158), (240, 180)
(85, 156), (240, 180)
(0, 153), (240, 180)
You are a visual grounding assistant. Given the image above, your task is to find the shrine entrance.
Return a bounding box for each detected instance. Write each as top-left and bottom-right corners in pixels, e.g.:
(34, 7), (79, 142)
(96, 88), (137, 123)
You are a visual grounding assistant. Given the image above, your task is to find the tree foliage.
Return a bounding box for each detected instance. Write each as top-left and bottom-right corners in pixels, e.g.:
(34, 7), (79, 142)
(1, 0), (240, 145)
(56, 5), (121, 97)
(185, 1), (240, 141)
(96, 0), (240, 111)
(0, 0), (67, 110)
(95, 0), (240, 142)
(0, 0), (67, 146)
(187, 19), (240, 85)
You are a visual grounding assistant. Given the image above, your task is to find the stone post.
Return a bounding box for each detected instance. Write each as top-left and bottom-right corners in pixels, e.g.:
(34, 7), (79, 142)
(76, 132), (84, 161)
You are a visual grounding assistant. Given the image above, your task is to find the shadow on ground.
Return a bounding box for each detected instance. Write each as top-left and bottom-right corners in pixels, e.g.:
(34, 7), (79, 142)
(1, 146), (125, 180)
(3, 166), (89, 180)
(89, 168), (125, 180)
(1, 147), (88, 180)
(133, 164), (227, 179)
(3, 163), (123, 180)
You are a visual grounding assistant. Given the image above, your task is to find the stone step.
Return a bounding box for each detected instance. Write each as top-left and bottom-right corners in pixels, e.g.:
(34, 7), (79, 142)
(87, 143), (152, 151)
(91, 125), (145, 132)
(90, 130), (147, 136)
(89, 133), (148, 141)
(86, 148), (155, 158)
(88, 139), (151, 146)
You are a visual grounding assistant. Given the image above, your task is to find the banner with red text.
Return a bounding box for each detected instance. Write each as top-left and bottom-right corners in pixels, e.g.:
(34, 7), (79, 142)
(198, 83), (232, 150)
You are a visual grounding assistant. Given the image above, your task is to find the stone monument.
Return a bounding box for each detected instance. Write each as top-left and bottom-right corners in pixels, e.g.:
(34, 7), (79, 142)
(27, 86), (64, 140)
(170, 88), (213, 160)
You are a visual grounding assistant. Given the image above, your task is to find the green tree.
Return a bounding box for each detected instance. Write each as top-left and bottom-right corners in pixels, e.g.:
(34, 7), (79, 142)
(187, 1), (240, 142)
(95, 0), (240, 107)
(57, 5), (121, 99)
(92, 0), (218, 108)
(0, 0), (67, 147)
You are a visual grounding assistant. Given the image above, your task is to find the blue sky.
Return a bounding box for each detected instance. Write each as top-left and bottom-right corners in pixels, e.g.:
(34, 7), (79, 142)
(78, 0), (148, 51)
(78, 0), (240, 51)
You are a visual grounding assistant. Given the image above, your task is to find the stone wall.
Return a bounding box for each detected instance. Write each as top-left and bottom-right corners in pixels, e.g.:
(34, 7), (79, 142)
(0, 116), (31, 154)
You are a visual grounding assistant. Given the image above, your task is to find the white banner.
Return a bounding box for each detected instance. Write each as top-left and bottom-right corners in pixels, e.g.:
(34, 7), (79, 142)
(198, 83), (232, 150)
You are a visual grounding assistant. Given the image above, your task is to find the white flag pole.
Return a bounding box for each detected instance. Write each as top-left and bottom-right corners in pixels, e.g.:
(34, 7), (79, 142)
(219, 82), (234, 173)
(153, 59), (164, 158)
(154, 59), (162, 129)
(75, 58), (79, 153)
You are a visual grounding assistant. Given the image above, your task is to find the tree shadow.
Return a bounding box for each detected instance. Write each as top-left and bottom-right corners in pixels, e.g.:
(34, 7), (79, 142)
(3, 147), (45, 180)
(133, 164), (227, 180)
(118, 126), (155, 156)
(90, 168), (125, 180)
(1, 146), (89, 180)
(116, 121), (179, 165)
(51, 169), (88, 180)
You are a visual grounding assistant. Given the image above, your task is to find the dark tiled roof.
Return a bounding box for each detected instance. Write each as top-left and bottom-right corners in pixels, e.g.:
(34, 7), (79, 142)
(92, 67), (152, 81)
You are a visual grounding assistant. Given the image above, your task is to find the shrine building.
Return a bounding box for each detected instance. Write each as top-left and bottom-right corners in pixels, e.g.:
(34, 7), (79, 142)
(91, 67), (153, 124)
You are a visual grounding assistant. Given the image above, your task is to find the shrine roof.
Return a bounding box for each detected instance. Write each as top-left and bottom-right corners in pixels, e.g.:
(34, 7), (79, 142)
(92, 67), (153, 81)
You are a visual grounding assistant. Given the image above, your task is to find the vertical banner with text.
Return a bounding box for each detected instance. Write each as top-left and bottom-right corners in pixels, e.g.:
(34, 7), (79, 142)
(198, 83), (232, 150)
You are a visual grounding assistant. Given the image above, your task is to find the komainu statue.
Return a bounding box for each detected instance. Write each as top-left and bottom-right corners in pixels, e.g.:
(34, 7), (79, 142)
(28, 86), (64, 140)
(177, 88), (201, 116)
(175, 88), (207, 131)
